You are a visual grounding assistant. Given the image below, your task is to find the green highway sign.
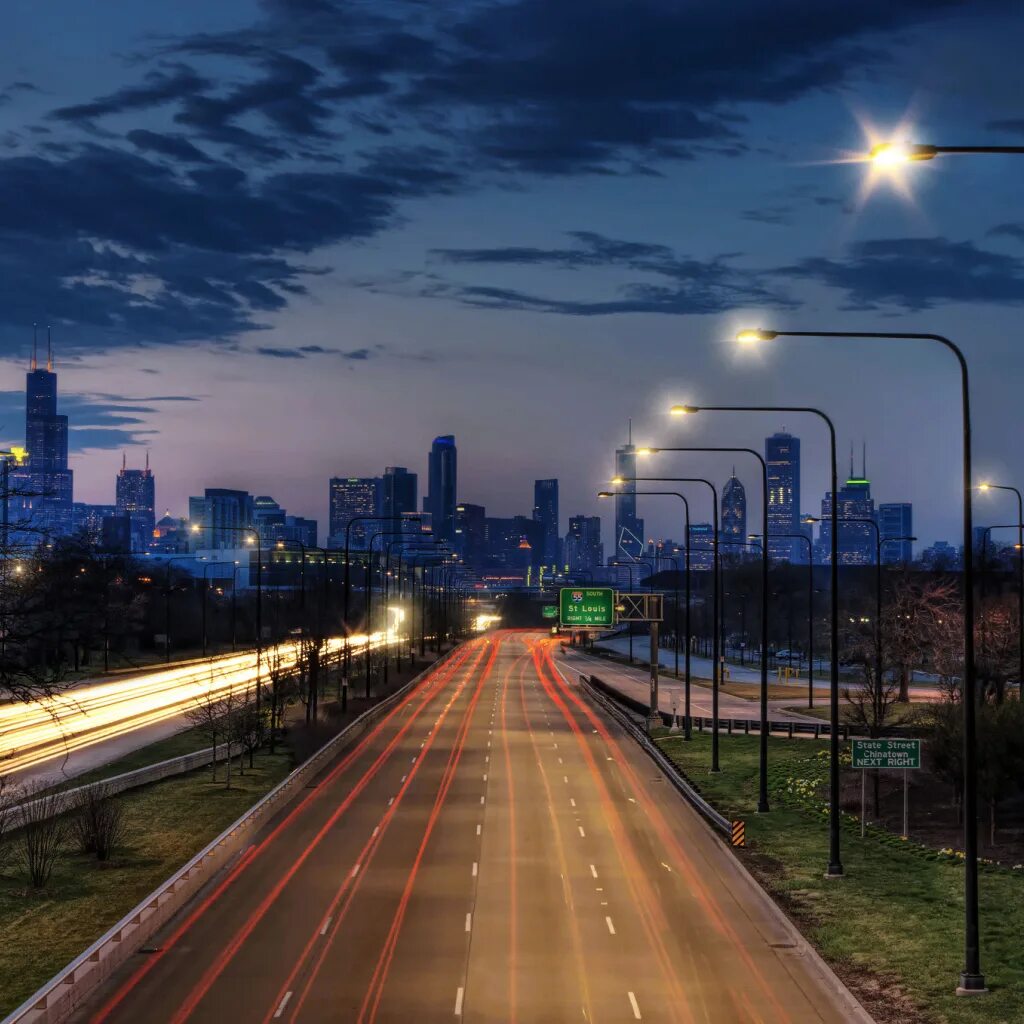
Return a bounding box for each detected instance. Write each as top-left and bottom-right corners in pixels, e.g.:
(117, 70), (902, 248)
(851, 738), (921, 770)
(559, 587), (615, 628)
(541, 604), (558, 619)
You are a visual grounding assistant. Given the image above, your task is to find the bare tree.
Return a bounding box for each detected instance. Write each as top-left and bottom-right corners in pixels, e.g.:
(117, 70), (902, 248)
(184, 682), (229, 782)
(16, 781), (65, 888)
(72, 783), (127, 861)
(0, 776), (15, 872)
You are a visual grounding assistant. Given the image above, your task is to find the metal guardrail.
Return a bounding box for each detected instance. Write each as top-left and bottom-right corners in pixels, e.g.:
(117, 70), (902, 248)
(578, 674), (731, 835)
(2, 647), (460, 1024)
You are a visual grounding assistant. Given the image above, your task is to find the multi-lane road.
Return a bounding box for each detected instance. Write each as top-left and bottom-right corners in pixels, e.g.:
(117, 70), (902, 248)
(75, 629), (867, 1024)
(1, 633), (388, 783)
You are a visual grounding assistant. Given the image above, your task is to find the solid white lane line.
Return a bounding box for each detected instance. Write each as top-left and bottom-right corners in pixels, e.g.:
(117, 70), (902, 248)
(465, 913), (472, 932)
(628, 992), (642, 1019)
(320, 917), (332, 936)
(455, 987), (465, 1016)
(274, 992), (293, 1018)
(590, 864), (598, 878)
(605, 916), (616, 934)
(578, 826), (586, 838)
(472, 861), (478, 877)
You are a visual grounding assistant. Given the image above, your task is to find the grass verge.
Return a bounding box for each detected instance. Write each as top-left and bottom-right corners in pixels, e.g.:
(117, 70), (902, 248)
(656, 733), (1024, 1024)
(0, 749), (293, 1016)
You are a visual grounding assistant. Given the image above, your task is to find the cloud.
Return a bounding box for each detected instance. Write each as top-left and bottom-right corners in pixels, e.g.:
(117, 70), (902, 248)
(50, 64), (209, 122)
(258, 344), (373, 359)
(0, 141), (461, 355)
(741, 206), (794, 226)
(422, 230), (793, 315)
(0, 81), (40, 106)
(126, 129), (212, 163)
(988, 223), (1024, 244)
(0, 390), (184, 452)
(775, 236), (1024, 310)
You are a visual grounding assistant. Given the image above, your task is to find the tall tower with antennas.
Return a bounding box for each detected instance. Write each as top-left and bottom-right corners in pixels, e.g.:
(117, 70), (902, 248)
(614, 420), (644, 559)
(24, 325), (73, 521)
(116, 450), (156, 551)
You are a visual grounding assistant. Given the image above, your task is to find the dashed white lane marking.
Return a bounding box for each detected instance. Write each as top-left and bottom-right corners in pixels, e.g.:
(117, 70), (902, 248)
(401, 775), (407, 783)
(388, 797), (394, 806)
(274, 992), (293, 1018)
(628, 992), (642, 1019)
(558, 757), (563, 764)
(485, 755), (490, 762)
(320, 917), (332, 935)
(472, 861), (478, 877)
(480, 795), (486, 805)
(455, 986), (465, 1016)
(476, 824), (482, 835)
(605, 916), (616, 935)
(372, 826), (380, 838)
(578, 826), (586, 838)
(661, 861), (673, 873)
(412, 756), (417, 763)
(465, 912), (473, 932)
(590, 864), (598, 878)
(563, 775), (569, 783)
(628, 797), (636, 803)
(351, 863), (361, 877)
(570, 798), (577, 808)
(483, 773), (488, 782)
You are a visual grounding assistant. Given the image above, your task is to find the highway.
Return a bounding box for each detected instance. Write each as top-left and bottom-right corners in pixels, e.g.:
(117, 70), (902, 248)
(78, 630), (866, 1024)
(0, 632), (393, 782)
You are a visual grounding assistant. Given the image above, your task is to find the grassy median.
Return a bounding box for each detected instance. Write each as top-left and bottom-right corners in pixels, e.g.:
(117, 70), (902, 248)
(656, 733), (1024, 1024)
(0, 749), (293, 1016)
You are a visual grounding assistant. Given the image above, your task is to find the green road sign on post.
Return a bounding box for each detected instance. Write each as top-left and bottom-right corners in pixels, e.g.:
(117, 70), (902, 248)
(559, 587), (615, 628)
(851, 738), (922, 840)
(541, 605), (558, 620)
(851, 738), (921, 769)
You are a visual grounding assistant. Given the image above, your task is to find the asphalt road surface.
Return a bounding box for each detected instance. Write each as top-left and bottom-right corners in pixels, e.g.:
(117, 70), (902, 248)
(77, 631), (864, 1024)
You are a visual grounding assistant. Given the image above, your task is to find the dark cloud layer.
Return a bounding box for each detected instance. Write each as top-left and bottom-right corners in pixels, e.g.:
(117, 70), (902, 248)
(424, 232), (1024, 316)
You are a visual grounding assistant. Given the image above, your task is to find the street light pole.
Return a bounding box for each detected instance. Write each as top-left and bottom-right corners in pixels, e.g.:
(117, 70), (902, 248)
(670, 400), (841, 867)
(616, 475), (721, 769)
(978, 484), (1024, 696)
(637, 446), (769, 810)
(735, 327), (982, 990)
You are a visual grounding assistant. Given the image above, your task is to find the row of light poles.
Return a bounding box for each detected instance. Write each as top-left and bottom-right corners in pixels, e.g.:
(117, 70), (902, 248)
(601, 318), (981, 992)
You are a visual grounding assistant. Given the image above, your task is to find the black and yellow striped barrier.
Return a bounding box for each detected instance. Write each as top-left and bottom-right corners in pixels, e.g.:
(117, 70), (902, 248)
(731, 820), (745, 848)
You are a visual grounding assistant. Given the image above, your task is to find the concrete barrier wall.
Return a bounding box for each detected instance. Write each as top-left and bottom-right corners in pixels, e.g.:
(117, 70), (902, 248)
(2, 647), (459, 1024)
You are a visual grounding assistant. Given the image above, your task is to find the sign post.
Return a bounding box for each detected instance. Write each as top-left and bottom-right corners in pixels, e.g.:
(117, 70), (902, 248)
(851, 738), (922, 839)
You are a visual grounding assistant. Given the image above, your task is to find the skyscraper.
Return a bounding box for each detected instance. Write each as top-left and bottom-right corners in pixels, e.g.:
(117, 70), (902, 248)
(879, 503), (913, 565)
(817, 450), (876, 565)
(721, 470), (747, 551)
(615, 432), (644, 559)
(533, 479), (560, 565)
(383, 466), (418, 519)
(565, 515), (603, 573)
(426, 435), (457, 542)
(188, 488), (255, 549)
(328, 477), (381, 547)
(116, 452), (155, 551)
(765, 432), (800, 562)
(22, 329), (73, 527)
(455, 502), (486, 566)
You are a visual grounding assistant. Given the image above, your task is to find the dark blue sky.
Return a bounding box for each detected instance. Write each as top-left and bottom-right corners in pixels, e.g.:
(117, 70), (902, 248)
(1, 0), (1023, 549)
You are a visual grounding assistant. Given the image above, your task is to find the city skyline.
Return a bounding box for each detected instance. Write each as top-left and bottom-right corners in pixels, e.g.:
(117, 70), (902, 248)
(0, 4), (1022, 549)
